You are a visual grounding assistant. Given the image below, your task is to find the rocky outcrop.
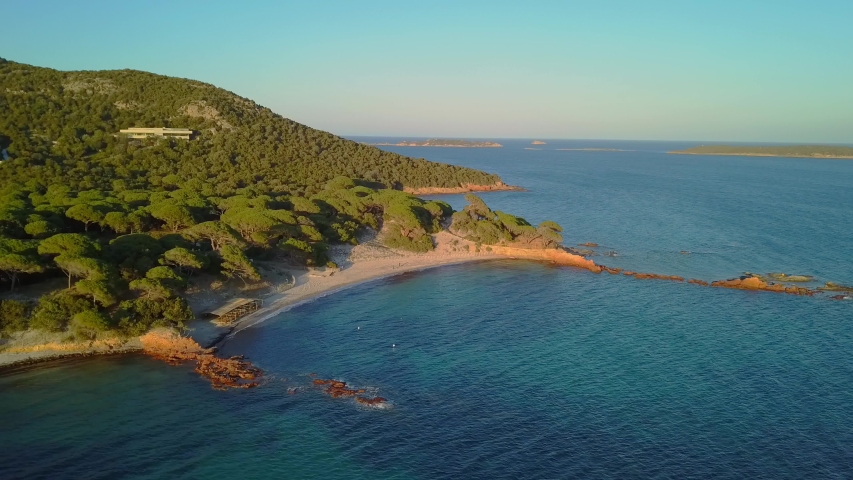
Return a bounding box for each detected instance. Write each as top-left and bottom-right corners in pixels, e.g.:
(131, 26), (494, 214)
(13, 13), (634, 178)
(313, 379), (365, 397)
(404, 182), (523, 195)
(140, 329), (261, 390)
(688, 279), (709, 286)
(313, 378), (383, 403)
(710, 276), (814, 296)
(578, 242), (598, 247)
(488, 246), (602, 273)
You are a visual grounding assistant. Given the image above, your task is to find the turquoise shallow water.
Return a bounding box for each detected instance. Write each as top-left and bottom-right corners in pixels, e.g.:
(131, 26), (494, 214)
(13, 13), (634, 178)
(2, 140), (853, 479)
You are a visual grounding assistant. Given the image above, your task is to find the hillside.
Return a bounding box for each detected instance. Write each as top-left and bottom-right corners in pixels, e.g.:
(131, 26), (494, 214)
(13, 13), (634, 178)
(669, 145), (853, 159)
(0, 59), (564, 351)
(0, 58), (503, 195)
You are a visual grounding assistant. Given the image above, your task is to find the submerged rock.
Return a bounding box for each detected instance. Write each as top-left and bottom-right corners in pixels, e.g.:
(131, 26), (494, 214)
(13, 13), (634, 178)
(688, 279), (709, 286)
(578, 242), (599, 247)
(355, 396), (387, 407)
(313, 379), (366, 398)
(767, 272), (815, 283)
(820, 282), (853, 293)
(632, 273), (684, 282)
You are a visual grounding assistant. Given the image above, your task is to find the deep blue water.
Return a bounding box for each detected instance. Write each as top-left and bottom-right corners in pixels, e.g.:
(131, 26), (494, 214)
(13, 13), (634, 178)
(2, 140), (853, 479)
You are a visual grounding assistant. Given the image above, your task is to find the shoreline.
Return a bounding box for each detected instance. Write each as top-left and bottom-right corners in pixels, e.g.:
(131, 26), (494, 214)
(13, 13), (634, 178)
(404, 183), (524, 195)
(0, 338), (143, 372)
(0, 228), (603, 369)
(219, 253), (503, 345)
(668, 151), (853, 160)
(0, 232), (506, 369)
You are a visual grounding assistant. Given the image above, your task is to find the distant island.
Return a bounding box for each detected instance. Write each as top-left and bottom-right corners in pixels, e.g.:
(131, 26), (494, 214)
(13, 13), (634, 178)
(372, 139), (503, 148)
(531, 140), (546, 145)
(556, 148), (633, 152)
(669, 145), (853, 159)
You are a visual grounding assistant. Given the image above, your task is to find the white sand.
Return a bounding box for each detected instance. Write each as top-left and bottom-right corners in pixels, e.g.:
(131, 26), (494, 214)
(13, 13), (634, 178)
(222, 231), (500, 340)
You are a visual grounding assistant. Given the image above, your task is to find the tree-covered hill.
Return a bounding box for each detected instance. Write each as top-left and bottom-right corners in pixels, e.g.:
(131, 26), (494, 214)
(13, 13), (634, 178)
(0, 58), (502, 195)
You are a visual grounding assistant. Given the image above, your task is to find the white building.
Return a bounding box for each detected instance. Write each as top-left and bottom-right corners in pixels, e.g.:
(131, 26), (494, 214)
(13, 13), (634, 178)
(119, 127), (194, 140)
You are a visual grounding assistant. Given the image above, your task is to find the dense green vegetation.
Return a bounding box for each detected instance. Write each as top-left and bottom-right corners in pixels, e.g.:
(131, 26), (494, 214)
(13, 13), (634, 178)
(0, 59), (559, 345)
(670, 145), (853, 158)
(0, 176), (451, 339)
(450, 194), (563, 248)
(0, 58), (494, 341)
(0, 58), (502, 195)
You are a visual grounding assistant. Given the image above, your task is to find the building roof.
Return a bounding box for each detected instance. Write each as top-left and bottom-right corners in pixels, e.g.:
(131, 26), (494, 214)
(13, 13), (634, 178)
(208, 298), (258, 317)
(120, 127), (193, 134)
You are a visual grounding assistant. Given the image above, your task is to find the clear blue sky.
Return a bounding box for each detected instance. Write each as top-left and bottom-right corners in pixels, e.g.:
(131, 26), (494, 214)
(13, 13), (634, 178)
(4, 0), (853, 142)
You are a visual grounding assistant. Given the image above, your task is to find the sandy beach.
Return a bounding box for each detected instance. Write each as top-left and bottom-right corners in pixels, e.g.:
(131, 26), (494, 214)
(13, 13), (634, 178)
(0, 231), (502, 367)
(0, 228), (601, 367)
(218, 231), (502, 343)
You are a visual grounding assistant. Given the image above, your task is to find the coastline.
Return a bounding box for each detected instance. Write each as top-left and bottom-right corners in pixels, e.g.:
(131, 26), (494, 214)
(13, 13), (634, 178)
(220, 250), (503, 345)
(403, 182), (524, 195)
(0, 232), (502, 369)
(0, 335), (143, 370)
(668, 151), (853, 160)
(0, 229), (603, 369)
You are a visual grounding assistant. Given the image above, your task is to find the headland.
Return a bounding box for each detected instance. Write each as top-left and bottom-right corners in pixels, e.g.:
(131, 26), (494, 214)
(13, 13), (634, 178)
(669, 145), (853, 159)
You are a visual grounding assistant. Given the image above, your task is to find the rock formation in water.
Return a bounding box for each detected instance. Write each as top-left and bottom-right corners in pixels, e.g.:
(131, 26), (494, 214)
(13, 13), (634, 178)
(710, 276), (814, 296)
(355, 396), (388, 406)
(313, 378), (384, 404)
(140, 329), (261, 390)
(819, 282), (853, 293)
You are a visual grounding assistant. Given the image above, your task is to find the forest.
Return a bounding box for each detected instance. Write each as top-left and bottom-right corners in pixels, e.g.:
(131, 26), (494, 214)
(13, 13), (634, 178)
(0, 58), (557, 343)
(0, 58), (503, 195)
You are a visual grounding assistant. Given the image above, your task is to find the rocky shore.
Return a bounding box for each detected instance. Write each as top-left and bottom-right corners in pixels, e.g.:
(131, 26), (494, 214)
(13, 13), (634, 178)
(140, 329), (262, 390)
(3, 232), (850, 372)
(403, 182), (523, 195)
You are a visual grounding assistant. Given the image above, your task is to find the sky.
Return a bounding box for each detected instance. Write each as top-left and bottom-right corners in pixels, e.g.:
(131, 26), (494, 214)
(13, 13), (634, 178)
(3, 0), (853, 142)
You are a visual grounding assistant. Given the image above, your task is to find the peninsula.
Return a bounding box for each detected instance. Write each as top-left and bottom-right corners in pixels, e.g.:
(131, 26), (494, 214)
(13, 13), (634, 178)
(669, 145), (853, 159)
(371, 139), (503, 148)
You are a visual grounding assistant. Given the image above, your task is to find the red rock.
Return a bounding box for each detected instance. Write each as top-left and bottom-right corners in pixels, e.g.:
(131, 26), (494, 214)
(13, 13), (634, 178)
(688, 279), (709, 286)
(601, 266), (622, 275)
(710, 276), (816, 296)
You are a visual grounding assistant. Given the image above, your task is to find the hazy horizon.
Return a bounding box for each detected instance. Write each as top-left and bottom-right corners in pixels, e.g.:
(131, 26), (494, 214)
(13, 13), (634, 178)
(5, 1), (852, 143)
(347, 135), (853, 146)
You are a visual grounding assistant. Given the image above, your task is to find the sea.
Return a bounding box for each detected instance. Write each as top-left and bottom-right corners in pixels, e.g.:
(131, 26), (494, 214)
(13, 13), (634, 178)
(2, 139), (852, 479)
